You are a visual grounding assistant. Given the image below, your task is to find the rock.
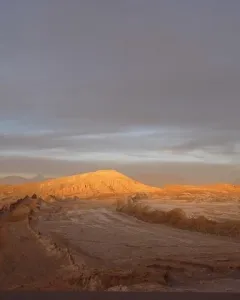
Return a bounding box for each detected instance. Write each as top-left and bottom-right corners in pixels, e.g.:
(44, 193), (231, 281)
(107, 285), (129, 291)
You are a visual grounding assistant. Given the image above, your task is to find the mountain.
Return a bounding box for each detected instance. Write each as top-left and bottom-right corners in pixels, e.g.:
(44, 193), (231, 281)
(0, 169), (162, 200)
(1, 170), (239, 203)
(0, 174), (51, 185)
(0, 176), (28, 185)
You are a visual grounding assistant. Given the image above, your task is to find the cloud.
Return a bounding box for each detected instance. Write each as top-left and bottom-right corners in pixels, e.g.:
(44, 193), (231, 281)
(0, 0), (240, 178)
(0, 155), (103, 176)
(167, 130), (240, 160)
(0, 127), (239, 166)
(1, 1), (240, 131)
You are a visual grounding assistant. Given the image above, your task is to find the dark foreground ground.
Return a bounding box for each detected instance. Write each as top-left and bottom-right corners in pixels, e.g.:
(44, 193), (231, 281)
(0, 198), (240, 291)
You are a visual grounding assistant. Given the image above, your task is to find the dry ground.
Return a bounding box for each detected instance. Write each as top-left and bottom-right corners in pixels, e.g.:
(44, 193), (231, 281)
(0, 198), (240, 291)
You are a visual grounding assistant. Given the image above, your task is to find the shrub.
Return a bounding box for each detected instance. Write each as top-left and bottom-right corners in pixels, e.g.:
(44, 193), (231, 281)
(116, 202), (240, 238)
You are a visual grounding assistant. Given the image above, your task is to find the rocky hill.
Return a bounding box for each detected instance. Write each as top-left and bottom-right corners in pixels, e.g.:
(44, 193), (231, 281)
(1, 170), (240, 205)
(0, 170), (162, 201)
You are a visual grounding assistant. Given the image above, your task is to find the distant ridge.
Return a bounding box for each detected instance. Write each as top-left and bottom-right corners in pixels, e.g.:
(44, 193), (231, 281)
(0, 176), (28, 185)
(0, 174), (51, 185)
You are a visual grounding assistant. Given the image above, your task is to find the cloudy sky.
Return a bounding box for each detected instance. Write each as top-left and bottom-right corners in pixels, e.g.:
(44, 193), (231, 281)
(1, 0), (240, 185)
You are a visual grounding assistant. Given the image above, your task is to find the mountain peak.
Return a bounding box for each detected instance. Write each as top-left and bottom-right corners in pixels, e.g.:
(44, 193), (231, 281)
(89, 169), (125, 177)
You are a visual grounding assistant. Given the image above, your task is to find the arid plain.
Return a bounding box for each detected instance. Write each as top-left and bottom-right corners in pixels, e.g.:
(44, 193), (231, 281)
(0, 170), (240, 291)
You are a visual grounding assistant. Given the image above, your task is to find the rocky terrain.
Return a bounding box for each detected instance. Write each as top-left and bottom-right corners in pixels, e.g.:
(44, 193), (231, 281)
(0, 196), (240, 291)
(1, 170), (240, 207)
(0, 170), (240, 291)
(0, 170), (162, 205)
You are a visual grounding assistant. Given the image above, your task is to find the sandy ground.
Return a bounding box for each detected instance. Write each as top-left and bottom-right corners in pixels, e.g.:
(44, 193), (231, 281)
(1, 199), (240, 291)
(0, 220), (77, 290)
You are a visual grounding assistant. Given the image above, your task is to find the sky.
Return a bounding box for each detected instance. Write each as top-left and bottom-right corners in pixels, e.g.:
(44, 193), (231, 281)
(0, 0), (240, 185)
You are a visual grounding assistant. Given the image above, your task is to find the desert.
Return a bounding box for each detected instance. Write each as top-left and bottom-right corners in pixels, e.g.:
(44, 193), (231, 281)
(1, 0), (240, 293)
(0, 170), (240, 291)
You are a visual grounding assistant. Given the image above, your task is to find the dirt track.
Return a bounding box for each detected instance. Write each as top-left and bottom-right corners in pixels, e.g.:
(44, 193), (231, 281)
(1, 199), (240, 291)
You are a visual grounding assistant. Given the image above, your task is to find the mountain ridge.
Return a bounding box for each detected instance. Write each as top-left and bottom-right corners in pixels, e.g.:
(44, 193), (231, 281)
(0, 169), (240, 203)
(0, 174), (52, 185)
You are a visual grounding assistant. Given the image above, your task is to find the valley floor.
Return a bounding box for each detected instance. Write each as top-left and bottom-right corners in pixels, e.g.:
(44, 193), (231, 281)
(1, 199), (240, 291)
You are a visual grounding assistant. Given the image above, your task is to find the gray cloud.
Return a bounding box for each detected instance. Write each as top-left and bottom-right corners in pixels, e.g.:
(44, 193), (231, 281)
(1, 1), (240, 130)
(0, 0), (240, 179)
(0, 155), (104, 176)
(1, 127), (239, 153)
(168, 130), (240, 158)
